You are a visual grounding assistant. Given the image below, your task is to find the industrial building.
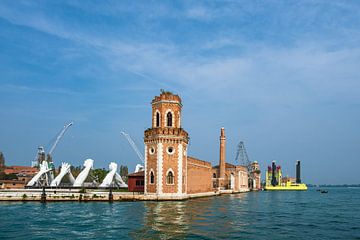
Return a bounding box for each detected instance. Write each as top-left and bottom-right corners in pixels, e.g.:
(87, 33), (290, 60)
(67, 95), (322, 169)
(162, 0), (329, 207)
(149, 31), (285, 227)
(142, 91), (261, 198)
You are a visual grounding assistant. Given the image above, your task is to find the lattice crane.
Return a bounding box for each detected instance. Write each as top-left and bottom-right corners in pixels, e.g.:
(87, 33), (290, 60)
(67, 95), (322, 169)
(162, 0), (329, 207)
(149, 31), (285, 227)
(235, 140), (257, 189)
(235, 141), (252, 172)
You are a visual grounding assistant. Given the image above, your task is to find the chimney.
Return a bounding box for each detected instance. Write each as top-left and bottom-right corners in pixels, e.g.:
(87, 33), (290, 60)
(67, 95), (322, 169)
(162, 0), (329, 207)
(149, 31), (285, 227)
(296, 160), (301, 184)
(219, 127), (226, 179)
(271, 161), (277, 186)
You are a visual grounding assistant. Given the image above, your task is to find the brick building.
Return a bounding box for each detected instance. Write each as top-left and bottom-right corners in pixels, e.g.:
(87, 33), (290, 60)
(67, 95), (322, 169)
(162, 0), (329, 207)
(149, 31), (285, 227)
(128, 171), (145, 192)
(4, 166), (38, 176)
(143, 91), (255, 198)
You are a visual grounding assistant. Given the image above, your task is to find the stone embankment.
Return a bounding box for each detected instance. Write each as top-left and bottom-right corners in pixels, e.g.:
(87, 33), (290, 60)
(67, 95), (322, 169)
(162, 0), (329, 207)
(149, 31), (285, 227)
(0, 189), (250, 201)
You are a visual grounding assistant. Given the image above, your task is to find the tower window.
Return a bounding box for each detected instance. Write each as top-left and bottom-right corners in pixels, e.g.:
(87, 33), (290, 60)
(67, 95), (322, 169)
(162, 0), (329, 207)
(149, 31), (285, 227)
(149, 147), (155, 155)
(156, 112), (160, 127)
(167, 112), (172, 127)
(150, 171), (155, 184)
(167, 146), (175, 155)
(166, 170), (174, 185)
(213, 173), (217, 178)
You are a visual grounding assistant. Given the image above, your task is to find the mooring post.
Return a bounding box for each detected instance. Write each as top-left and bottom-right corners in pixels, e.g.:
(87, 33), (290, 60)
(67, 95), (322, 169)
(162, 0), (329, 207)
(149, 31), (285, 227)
(109, 185), (113, 203)
(41, 186), (46, 203)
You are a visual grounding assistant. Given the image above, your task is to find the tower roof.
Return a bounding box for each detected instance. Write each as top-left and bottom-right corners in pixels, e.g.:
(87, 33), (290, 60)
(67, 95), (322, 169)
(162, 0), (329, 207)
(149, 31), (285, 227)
(152, 90), (182, 105)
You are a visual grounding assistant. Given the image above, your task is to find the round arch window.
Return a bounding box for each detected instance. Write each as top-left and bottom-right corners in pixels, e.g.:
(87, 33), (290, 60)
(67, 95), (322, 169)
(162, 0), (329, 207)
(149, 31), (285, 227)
(167, 146), (175, 155)
(149, 147), (155, 155)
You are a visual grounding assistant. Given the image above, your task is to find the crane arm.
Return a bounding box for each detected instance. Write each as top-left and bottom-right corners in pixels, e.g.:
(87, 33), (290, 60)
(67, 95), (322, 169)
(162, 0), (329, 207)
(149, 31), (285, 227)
(120, 131), (144, 163)
(48, 122), (73, 155)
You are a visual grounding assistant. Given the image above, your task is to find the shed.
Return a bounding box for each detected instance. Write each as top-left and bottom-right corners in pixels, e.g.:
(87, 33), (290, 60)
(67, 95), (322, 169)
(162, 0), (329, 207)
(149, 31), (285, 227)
(127, 171), (144, 192)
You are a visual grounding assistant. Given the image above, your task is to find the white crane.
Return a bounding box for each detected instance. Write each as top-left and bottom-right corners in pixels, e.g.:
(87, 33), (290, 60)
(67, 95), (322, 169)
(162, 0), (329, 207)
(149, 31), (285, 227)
(32, 122), (74, 167)
(120, 131), (144, 173)
(48, 122), (73, 156)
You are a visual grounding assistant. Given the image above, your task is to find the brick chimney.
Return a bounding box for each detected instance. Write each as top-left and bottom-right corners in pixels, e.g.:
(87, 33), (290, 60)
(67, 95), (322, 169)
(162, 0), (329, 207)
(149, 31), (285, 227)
(219, 127), (226, 180)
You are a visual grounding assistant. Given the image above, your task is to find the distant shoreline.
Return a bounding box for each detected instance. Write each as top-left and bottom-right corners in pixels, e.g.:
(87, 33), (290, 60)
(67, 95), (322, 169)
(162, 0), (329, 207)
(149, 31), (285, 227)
(307, 184), (360, 187)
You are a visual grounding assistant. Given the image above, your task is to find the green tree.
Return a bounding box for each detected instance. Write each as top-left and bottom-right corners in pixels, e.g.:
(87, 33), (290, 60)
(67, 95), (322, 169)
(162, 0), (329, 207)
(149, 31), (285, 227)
(70, 165), (82, 178)
(4, 173), (17, 180)
(0, 151), (5, 169)
(92, 168), (108, 183)
(119, 165), (129, 183)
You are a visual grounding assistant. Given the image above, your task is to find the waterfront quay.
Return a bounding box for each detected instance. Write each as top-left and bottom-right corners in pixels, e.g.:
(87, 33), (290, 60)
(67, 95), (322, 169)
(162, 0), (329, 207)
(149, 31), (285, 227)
(0, 189), (249, 202)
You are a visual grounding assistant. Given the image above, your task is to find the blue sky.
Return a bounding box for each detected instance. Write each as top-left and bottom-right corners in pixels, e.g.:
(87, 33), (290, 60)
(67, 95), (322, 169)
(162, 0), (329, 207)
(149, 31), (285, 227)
(0, 1), (359, 184)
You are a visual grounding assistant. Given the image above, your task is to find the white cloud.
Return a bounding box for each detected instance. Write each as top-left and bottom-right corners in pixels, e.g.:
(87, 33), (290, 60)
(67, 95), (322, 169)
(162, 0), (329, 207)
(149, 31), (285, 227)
(1, 1), (359, 107)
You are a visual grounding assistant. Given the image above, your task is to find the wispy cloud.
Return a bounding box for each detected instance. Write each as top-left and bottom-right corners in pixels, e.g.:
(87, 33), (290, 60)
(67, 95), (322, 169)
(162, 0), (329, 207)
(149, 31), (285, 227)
(1, 1), (360, 183)
(0, 84), (79, 95)
(1, 1), (359, 108)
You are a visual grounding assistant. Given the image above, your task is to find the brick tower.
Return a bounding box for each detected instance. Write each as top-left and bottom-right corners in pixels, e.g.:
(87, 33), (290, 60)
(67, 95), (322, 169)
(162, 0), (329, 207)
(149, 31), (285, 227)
(219, 127), (226, 189)
(144, 91), (189, 196)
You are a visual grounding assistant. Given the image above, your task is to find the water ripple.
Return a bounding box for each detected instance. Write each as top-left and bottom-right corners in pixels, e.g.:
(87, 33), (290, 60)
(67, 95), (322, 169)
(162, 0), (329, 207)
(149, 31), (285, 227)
(0, 188), (359, 239)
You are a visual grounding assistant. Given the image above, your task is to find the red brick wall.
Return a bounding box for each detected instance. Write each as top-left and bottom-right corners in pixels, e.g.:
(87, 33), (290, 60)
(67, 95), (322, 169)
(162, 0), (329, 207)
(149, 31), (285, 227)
(146, 143), (157, 193)
(128, 176), (144, 192)
(187, 157), (212, 194)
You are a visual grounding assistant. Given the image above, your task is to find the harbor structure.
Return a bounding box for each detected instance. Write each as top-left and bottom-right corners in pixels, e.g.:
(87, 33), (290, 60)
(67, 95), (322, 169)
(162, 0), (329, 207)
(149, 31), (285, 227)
(264, 160), (307, 191)
(0, 91), (261, 201)
(250, 161), (261, 190)
(143, 91), (257, 199)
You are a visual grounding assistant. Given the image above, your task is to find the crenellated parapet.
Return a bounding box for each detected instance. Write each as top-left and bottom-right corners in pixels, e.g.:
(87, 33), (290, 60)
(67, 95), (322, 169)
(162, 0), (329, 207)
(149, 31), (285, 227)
(151, 91), (182, 106)
(144, 127), (189, 143)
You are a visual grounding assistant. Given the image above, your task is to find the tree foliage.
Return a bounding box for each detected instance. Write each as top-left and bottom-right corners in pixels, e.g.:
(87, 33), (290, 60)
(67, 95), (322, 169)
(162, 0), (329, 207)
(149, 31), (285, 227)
(0, 151), (5, 168)
(70, 165), (83, 178)
(92, 168), (108, 183)
(119, 165), (129, 183)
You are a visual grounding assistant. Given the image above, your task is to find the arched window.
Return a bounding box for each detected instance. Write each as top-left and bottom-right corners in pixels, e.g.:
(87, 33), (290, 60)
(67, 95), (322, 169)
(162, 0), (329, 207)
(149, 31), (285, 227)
(166, 170), (174, 185)
(213, 173), (216, 178)
(150, 171), (155, 184)
(167, 112), (172, 127)
(156, 112), (160, 127)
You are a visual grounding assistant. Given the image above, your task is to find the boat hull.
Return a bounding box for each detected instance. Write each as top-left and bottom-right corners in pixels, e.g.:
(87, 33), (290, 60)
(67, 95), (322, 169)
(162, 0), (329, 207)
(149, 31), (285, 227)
(264, 183), (308, 191)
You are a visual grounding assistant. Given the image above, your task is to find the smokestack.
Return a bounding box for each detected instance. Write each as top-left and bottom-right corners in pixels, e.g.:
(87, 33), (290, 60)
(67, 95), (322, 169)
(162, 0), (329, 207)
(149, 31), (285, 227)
(271, 161), (277, 186)
(219, 127), (226, 179)
(296, 160), (301, 184)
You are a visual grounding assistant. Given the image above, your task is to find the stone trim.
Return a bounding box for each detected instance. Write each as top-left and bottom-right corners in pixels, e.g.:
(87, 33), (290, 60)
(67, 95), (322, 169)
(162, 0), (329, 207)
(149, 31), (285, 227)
(157, 143), (163, 194)
(177, 144), (183, 194)
(165, 168), (175, 185)
(187, 162), (212, 169)
(153, 109), (161, 128)
(144, 145), (147, 194)
(166, 146), (175, 155)
(149, 147), (155, 155)
(152, 100), (182, 107)
(165, 109), (175, 127)
(149, 168), (155, 185)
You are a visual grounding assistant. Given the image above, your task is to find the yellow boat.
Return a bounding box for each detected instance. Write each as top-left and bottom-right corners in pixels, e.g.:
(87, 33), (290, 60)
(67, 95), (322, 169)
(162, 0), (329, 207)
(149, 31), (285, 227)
(264, 181), (307, 191)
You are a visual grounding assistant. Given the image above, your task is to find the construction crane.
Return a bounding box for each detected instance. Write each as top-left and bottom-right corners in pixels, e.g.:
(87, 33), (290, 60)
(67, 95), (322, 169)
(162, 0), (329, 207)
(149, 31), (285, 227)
(32, 122), (73, 167)
(235, 140), (257, 189)
(120, 131), (144, 173)
(235, 141), (252, 172)
(48, 122), (73, 156)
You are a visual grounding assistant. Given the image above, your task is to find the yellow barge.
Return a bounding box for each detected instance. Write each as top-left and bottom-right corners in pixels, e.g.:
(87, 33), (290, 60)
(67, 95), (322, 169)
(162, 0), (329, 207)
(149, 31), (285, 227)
(264, 181), (307, 191)
(264, 160), (307, 191)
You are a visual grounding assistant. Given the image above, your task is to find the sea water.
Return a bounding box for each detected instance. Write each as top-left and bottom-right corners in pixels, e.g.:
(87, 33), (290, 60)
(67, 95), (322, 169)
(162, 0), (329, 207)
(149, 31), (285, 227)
(0, 187), (359, 239)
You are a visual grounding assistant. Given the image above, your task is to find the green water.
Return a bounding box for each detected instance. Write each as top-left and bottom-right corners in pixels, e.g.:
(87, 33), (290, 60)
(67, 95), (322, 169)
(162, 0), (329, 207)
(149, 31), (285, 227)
(0, 188), (359, 239)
